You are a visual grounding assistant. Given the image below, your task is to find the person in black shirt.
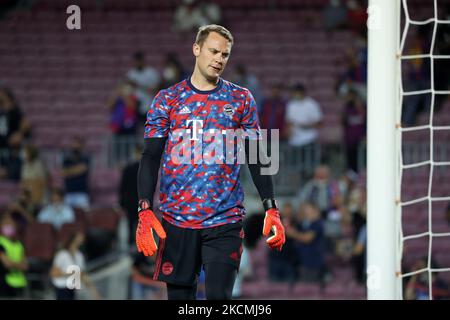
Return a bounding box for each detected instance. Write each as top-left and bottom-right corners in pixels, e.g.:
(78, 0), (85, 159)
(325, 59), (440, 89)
(0, 87), (30, 170)
(61, 136), (90, 210)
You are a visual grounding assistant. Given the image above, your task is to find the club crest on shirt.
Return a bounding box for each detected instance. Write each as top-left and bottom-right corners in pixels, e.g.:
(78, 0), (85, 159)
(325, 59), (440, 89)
(162, 262), (173, 275)
(223, 104), (234, 116)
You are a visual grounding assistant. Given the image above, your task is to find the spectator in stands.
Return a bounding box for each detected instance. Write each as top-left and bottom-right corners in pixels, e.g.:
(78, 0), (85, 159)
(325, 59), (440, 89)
(37, 188), (75, 230)
(297, 165), (340, 218)
(323, 0), (348, 32)
(352, 222), (366, 284)
(61, 136), (90, 210)
(341, 88), (366, 173)
(199, 0), (222, 26)
(336, 170), (359, 257)
(269, 202), (300, 282)
(173, 0), (221, 33)
(0, 87), (31, 162)
(119, 144), (142, 246)
(0, 214), (28, 298)
(173, 0), (207, 33)
(405, 257), (450, 300)
(288, 202), (327, 283)
(298, 165), (346, 257)
(0, 132), (23, 182)
(21, 144), (48, 207)
(285, 84), (323, 172)
(336, 32), (367, 101)
(346, 0), (367, 35)
(299, 165), (350, 254)
(126, 51), (160, 126)
(50, 231), (100, 300)
(108, 81), (138, 165)
(6, 186), (35, 220)
(337, 169), (359, 208)
(160, 53), (187, 89)
(348, 182), (366, 282)
(4, 186), (35, 238)
(231, 64), (263, 110)
(349, 182), (366, 235)
(259, 82), (288, 142)
(130, 251), (166, 300)
(108, 81), (138, 136)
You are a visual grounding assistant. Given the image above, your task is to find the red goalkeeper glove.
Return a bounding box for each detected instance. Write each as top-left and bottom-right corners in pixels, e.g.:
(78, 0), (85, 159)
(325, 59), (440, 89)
(136, 199), (166, 256)
(262, 201), (285, 251)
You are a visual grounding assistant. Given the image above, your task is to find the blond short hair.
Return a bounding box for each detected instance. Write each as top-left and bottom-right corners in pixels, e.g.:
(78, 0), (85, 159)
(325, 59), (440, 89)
(195, 24), (234, 47)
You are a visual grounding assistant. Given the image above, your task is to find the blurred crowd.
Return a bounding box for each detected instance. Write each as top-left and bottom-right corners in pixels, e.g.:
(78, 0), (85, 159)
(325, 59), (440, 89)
(1, 0), (449, 300)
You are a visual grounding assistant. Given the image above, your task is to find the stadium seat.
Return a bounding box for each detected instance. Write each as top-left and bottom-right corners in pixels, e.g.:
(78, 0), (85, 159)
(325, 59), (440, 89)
(84, 207), (122, 261)
(87, 207), (122, 232)
(57, 221), (87, 245)
(23, 222), (56, 262)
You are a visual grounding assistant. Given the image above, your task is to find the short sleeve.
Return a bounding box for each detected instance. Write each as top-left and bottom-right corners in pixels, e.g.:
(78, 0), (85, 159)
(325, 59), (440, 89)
(240, 90), (261, 140)
(144, 90), (170, 138)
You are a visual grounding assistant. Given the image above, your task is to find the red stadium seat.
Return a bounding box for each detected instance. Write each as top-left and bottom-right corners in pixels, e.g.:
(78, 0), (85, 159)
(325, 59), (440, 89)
(87, 207), (122, 232)
(57, 222), (87, 245)
(23, 222), (56, 262)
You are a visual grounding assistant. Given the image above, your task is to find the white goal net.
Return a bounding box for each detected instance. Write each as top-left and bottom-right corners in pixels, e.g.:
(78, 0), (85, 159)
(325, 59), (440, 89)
(397, 0), (450, 300)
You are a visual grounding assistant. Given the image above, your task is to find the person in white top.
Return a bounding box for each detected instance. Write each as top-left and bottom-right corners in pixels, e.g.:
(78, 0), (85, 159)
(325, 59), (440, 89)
(37, 188), (75, 230)
(285, 83), (323, 147)
(173, 0), (222, 33)
(50, 232), (100, 300)
(126, 51), (161, 122)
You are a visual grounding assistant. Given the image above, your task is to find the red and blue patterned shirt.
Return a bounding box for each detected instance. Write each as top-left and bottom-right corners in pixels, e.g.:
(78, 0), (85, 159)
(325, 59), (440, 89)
(144, 77), (261, 229)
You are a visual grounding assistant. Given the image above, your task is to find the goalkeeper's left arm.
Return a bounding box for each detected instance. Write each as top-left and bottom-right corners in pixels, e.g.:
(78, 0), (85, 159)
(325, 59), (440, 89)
(244, 138), (285, 251)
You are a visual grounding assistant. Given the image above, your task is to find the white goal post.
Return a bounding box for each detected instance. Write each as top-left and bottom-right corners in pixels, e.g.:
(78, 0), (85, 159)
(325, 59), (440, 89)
(367, 0), (401, 299)
(368, 0), (450, 300)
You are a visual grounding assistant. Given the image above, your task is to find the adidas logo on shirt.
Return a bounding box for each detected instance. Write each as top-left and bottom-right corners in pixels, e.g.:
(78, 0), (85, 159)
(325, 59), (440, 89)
(179, 106), (191, 114)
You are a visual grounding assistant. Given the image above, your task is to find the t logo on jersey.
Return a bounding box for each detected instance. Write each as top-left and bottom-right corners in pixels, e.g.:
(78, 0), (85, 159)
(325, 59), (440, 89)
(186, 119), (203, 141)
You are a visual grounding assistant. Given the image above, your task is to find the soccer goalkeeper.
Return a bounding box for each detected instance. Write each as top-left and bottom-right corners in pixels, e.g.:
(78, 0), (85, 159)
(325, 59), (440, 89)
(136, 24), (285, 300)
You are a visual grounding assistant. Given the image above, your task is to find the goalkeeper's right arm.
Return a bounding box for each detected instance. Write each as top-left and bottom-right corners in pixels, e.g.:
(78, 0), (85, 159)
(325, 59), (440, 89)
(137, 137), (167, 206)
(136, 137), (167, 256)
